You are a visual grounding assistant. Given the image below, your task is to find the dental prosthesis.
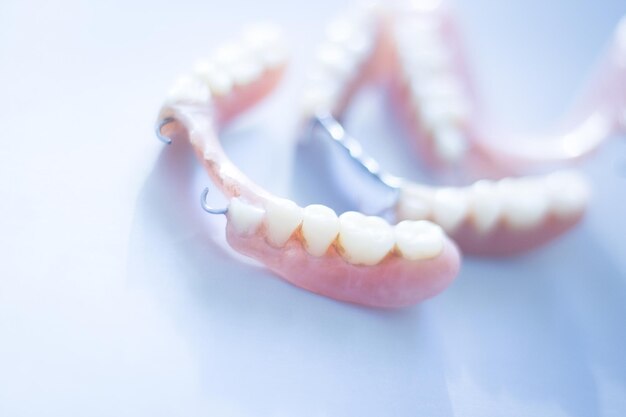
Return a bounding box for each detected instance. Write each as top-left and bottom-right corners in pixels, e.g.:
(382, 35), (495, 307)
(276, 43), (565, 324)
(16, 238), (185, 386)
(155, 25), (460, 308)
(301, 0), (624, 255)
(302, 0), (626, 178)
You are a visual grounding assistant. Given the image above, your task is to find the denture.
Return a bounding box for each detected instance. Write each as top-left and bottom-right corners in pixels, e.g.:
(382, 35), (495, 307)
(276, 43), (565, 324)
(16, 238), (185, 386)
(303, 0), (626, 179)
(155, 24), (460, 308)
(304, 2), (592, 255)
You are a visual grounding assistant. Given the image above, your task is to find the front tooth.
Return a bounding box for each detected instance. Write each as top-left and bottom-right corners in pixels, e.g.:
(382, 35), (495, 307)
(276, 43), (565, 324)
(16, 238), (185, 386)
(499, 178), (548, 229)
(227, 198), (265, 236)
(545, 170), (590, 218)
(301, 205), (340, 257)
(432, 188), (468, 232)
(265, 198), (303, 247)
(338, 212), (395, 266)
(469, 180), (502, 233)
(395, 220), (444, 260)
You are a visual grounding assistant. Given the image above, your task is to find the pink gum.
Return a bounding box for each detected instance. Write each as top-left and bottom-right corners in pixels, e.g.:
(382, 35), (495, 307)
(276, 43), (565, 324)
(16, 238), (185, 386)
(226, 224), (461, 308)
(448, 213), (585, 256)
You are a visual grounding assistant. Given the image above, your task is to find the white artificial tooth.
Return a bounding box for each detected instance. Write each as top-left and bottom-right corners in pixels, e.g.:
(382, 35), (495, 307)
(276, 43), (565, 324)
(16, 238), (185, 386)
(166, 75), (210, 104)
(301, 205), (340, 257)
(213, 42), (247, 68)
(396, 185), (433, 220)
(227, 198), (265, 236)
(231, 58), (263, 86)
(261, 42), (288, 68)
(301, 85), (338, 117)
(326, 17), (372, 59)
(498, 178), (548, 229)
(265, 198), (303, 247)
(545, 170), (590, 218)
(242, 23), (288, 68)
(432, 188), (468, 232)
(469, 180), (502, 233)
(316, 43), (355, 78)
(193, 59), (217, 78)
(326, 17), (358, 44)
(205, 69), (233, 96)
(418, 95), (469, 128)
(242, 23), (282, 49)
(411, 76), (462, 102)
(338, 212), (395, 266)
(432, 125), (468, 163)
(395, 220), (444, 260)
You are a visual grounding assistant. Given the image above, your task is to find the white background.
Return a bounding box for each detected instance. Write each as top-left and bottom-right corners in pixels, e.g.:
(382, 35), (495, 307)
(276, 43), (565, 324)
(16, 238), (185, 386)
(1, 0), (626, 416)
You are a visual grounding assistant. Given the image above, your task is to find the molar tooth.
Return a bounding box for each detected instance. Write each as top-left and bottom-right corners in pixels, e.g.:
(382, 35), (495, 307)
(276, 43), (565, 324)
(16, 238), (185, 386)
(265, 198), (303, 247)
(545, 170), (590, 218)
(338, 212), (395, 266)
(432, 188), (468, 232)
(301, 205), (340, 257)
(395, 220), (444, 260)
(498, 178), (548, 229)
(469, 180), (502, 233)
(397, 185), (433, 220)
(228, 198), (265, 236)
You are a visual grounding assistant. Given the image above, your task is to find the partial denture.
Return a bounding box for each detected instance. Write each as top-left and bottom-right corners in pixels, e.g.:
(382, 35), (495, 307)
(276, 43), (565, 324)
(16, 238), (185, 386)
(314, 114), (589, 256)
(156, 24), (460, 308)
(306, 4), (593, 256)
(310, 1), (625, 178)
(396, 171), (590, 255)
(390, 2), (626, 177)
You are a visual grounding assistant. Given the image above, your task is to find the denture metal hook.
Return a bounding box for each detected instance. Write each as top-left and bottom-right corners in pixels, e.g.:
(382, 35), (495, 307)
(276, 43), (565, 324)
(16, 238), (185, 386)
(314, 112), (404, 192)
(155, 117), (176, 144)
(201, 187), (229, 215)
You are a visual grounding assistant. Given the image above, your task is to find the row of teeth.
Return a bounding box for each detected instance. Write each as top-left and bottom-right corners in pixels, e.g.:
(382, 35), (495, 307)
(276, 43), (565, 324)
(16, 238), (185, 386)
(166, 23), (288, 104)
(397, 170), (590, 233)
(228, 198), (446, 266)
(301, 6), (378, 116)
(393, 13), (470, 163)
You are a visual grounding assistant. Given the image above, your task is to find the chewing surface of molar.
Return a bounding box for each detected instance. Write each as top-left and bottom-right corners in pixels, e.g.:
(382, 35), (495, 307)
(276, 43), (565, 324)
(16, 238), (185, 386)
(395, 220), (445, 260)
(337, 211), (395, 266)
